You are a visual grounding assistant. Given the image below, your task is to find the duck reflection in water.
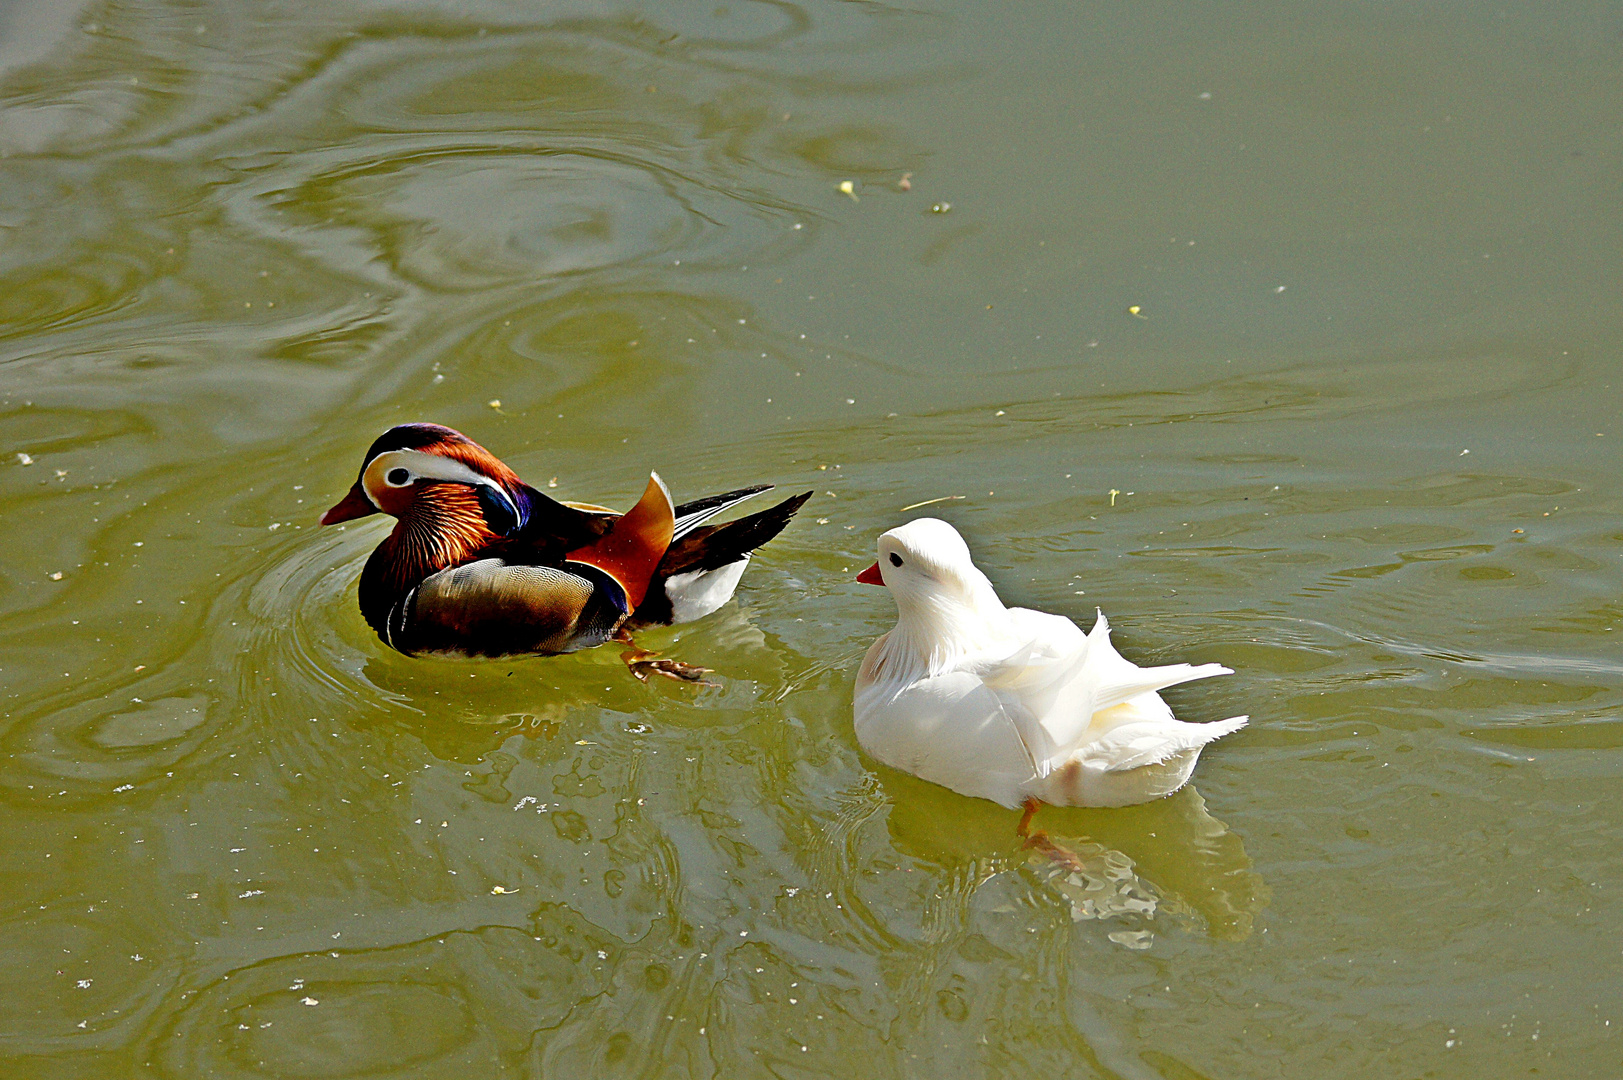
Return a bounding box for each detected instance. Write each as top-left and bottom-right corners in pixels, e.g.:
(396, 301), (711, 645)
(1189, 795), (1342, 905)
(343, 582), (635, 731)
(880, 773), (1268, 944)
(352, 601), (804, 766)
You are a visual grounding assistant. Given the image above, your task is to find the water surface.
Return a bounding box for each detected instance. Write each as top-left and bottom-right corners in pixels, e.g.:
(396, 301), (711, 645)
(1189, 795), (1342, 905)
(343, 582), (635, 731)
(2, 0), (1620, 1076)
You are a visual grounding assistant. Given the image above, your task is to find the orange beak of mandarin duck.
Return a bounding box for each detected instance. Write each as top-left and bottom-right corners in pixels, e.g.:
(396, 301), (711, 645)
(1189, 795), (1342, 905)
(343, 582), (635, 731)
(856, 562), (884, 585)
(320, 482), (378, 525)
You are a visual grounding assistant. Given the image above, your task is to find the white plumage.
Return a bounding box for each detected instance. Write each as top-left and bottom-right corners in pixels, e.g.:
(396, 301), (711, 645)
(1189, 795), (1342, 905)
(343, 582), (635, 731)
(853, 518), (1247, 809)
(662, 555), (750, 624)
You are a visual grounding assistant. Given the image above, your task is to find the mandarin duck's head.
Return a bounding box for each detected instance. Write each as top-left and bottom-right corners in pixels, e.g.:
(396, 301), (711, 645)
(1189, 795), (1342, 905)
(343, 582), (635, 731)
(320, 423), (530, 534)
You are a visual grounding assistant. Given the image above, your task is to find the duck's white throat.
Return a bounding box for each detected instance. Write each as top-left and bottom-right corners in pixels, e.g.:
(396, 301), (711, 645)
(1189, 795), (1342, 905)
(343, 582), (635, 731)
(879, 567), (1014, 679)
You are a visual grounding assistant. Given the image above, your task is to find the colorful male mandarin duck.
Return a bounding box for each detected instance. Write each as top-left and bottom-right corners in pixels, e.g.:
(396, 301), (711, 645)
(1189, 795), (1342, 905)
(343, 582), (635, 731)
(853, 518), (1247, 809)
(320, 423), (811, 679)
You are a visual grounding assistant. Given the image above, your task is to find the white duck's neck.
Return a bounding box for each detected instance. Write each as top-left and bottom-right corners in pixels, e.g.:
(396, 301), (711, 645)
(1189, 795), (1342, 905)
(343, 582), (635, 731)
(881, 573), (1014, 679)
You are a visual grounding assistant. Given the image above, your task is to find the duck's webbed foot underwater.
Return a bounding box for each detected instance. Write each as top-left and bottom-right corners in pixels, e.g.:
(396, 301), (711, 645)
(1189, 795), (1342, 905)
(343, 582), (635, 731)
(614, 629), (715, 685)
(1017, 797), (1090, 875)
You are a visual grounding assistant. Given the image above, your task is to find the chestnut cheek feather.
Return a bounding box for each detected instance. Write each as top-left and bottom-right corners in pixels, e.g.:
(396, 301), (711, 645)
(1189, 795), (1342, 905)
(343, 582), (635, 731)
(373, 484), (413, 518)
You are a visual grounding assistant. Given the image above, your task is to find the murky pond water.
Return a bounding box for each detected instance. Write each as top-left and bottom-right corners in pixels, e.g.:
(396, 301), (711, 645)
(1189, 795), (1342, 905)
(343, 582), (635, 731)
(3, 0), (1620, 1076)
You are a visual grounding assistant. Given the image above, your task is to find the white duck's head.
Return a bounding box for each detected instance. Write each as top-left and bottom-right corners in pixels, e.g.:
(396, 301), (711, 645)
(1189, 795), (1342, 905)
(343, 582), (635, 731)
(857, 518), (1012, 674)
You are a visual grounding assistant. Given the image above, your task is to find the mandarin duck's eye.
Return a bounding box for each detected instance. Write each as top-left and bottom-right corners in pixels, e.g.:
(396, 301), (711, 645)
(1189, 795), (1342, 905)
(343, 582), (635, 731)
(889, 552), (903, 567)
(386, 467), (411, 486)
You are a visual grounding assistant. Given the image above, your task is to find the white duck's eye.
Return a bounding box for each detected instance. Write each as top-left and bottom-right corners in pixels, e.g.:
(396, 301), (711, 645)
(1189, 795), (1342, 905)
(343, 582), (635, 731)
(385, 467), (411, 486)
(889, 552), (903, 567)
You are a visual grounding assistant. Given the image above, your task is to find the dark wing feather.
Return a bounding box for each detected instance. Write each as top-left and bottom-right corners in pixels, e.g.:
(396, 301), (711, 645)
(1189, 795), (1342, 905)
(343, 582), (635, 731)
(661, 489), (812, 576)
(672, 484), (773, 539)
(654, 490), (813, 579)
(629, 490), (811, 625)
(507, 483), (771, 556)
(396, 558), (625, 657)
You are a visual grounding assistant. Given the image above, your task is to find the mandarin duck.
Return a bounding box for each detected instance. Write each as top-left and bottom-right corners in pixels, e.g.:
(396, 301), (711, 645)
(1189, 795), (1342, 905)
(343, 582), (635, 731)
(320, 423), (811, 679)
(852, 518), (1247, 809)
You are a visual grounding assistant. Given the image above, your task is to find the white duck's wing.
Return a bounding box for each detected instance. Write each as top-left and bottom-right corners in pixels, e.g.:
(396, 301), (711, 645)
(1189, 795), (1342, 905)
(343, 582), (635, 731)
(977, 608), (1086, 710)
(853, 670), (1045, 808)
(979, 610), (1233, 772)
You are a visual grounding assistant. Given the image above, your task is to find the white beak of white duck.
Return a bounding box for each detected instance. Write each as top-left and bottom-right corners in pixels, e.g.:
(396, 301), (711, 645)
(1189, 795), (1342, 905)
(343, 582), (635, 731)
(854, 517), (1247, 809)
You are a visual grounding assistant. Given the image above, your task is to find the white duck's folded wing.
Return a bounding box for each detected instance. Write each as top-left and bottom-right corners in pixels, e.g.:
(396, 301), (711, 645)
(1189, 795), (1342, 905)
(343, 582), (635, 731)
(977, 615), (1086, 716)
(852, 671), (1049, 808)
(980, 610), (1234, 772)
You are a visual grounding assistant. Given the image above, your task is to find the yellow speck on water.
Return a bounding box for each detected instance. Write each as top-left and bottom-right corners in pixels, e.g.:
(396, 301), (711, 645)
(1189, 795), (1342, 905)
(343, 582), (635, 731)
(488, 399), (501, 409)
(838, 180), (858, 201)
(491, 886), (517, 894)
(1109, 489), (1120, 506)
(1128, 306), (1145, 318)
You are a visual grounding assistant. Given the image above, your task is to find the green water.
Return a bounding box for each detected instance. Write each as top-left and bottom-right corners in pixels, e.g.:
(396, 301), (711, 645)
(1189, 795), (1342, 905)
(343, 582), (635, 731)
(2, 0), (1620, 1076)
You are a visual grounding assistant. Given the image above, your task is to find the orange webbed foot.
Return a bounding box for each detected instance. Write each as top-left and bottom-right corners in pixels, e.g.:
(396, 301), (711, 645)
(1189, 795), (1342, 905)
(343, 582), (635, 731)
(616, 630), (715, 685)
(1015, 797), (1089, 874)
(1017, 797), (1042, 840)
(627, 654), (714, 684)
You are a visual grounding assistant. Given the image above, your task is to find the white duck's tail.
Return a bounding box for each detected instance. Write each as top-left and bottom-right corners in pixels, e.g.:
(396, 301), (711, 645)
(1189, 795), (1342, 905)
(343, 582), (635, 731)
(1009, 611), (1238, 768)
(1193, 714), (1250, 743)
(1094, 713), (1249, 774)
(1085, 611), (1232, 712)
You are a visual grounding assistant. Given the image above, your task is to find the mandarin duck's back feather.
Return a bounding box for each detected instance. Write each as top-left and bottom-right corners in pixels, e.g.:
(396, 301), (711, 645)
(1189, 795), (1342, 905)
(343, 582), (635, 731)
(633, 488), (813, 625)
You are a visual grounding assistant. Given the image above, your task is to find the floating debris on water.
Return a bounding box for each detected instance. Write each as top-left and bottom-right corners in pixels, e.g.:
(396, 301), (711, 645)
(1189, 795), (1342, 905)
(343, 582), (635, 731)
(899, 495), (965, 512)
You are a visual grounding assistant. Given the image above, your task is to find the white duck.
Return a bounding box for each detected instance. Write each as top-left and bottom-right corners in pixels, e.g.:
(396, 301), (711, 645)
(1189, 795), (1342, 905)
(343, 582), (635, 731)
(853, 518), (1247, 809)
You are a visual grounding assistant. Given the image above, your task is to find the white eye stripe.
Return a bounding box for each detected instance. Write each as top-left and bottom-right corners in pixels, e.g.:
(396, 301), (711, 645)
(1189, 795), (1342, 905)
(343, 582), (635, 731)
(369, 449), (490, 488)
(361, 449), (521, 524)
